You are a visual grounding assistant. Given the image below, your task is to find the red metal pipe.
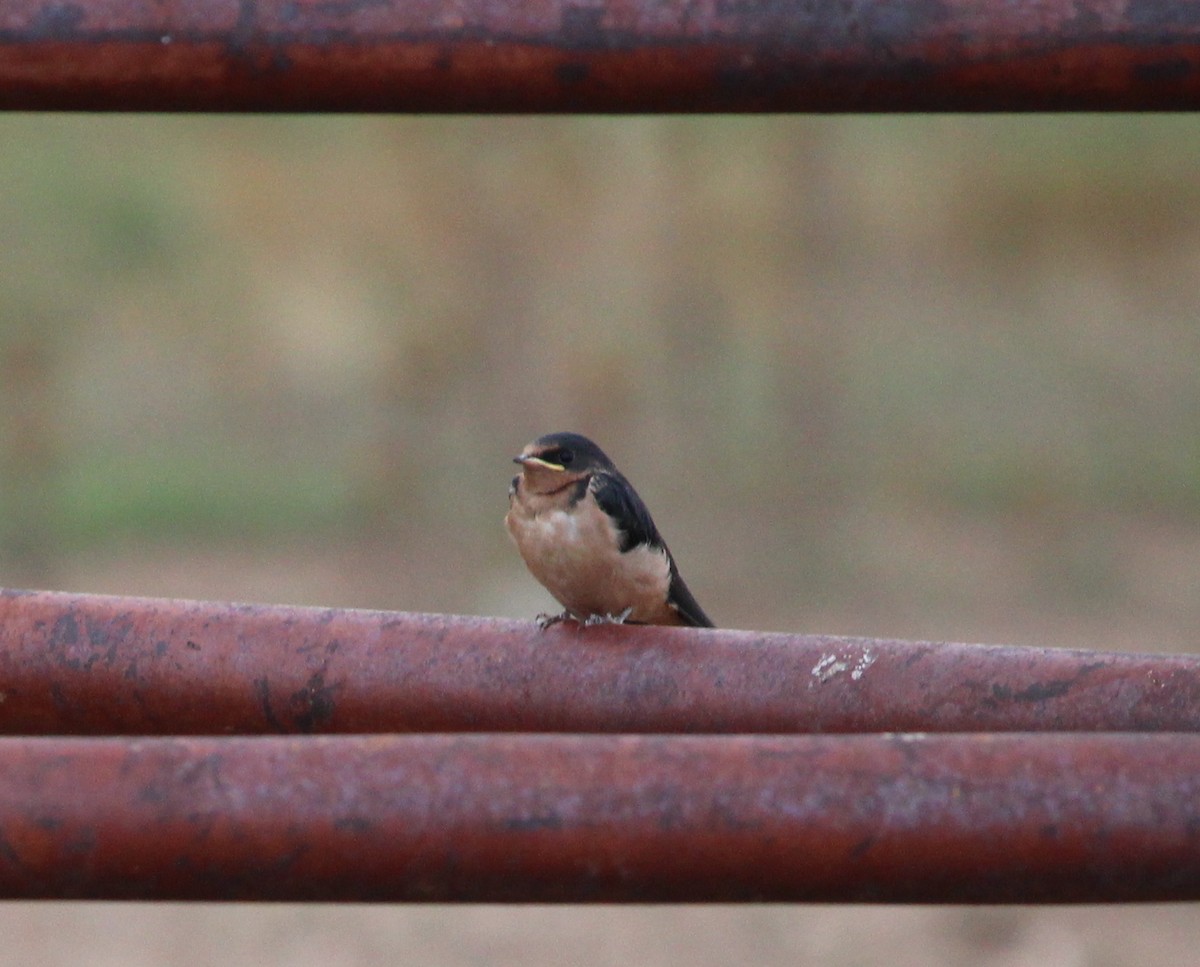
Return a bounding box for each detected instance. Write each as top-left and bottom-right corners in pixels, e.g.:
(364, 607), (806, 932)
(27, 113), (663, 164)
(2, 0), (1200, 111)
(0, 732), (1198, 903)
(1, 588), (1198, 736)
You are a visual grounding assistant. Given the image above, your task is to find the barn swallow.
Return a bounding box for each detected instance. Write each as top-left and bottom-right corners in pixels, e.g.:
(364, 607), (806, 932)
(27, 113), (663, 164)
(505, 432), (713, 628)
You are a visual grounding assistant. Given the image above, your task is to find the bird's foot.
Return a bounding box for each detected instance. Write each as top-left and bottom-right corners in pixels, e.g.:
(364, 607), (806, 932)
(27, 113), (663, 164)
(583, 607), (634, 627)
(535, 611), (571, 630)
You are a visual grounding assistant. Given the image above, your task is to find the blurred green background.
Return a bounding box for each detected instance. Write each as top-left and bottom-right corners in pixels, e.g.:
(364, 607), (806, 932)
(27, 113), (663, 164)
(1, 114), (1198, 964)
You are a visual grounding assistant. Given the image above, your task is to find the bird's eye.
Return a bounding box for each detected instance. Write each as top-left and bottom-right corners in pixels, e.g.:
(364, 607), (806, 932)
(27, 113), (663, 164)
(558, 449), (574, 466)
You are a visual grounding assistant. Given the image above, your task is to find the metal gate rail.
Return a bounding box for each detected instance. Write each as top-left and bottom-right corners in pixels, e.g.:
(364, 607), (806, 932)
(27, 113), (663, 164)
(1, 589), (1196, 736)
(3, 0), (1200, 111)
(1, 732), (1198, 903)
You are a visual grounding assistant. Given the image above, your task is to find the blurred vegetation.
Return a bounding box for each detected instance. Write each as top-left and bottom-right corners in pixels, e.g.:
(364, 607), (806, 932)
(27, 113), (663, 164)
(1, 115), (1198, 644)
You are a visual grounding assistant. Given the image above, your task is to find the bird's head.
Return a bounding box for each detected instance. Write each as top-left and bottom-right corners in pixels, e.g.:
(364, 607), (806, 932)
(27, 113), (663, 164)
(512, 432), (613, 495)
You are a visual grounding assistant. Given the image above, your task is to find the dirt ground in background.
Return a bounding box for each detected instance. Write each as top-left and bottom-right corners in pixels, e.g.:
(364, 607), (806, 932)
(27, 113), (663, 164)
(2, 904), (1198, 967)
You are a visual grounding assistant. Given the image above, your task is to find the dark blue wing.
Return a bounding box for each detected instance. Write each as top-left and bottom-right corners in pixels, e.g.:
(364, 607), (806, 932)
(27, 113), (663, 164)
(590, 471), (662, 552)
(591, 471), (714, 628)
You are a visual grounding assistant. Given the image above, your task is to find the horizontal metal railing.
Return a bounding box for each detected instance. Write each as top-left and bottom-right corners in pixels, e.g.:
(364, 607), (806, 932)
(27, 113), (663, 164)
(1, 589), (1198, 735)
(2, 0), (1200, 111)
(2, 732), (1199, 903)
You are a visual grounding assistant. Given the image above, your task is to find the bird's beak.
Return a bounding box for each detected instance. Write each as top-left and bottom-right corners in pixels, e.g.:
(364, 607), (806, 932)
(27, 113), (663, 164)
(513, 454), (565, 472)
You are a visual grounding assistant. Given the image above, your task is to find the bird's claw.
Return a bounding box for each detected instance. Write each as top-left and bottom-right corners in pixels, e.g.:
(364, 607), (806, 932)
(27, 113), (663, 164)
(536, 607), (633, 630)
(535, 611), (570, 630)
(583, 607), (634, 627)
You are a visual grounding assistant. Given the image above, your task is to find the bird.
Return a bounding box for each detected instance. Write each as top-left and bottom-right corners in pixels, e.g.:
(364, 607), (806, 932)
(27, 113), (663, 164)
(505, 431), (713, 628)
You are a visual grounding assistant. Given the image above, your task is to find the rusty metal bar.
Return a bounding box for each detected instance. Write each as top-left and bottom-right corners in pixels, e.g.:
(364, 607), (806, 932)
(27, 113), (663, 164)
(3, 0), (1200, 112)
(1, 732), (1198, 903)
(1, 588), (1198, 735)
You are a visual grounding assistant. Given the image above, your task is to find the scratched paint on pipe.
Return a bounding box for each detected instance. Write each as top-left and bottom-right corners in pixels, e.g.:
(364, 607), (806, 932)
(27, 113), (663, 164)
(1, 588), (1200, 735)
(1, 0), (1200, 109)
(0, 733), (1198, 902)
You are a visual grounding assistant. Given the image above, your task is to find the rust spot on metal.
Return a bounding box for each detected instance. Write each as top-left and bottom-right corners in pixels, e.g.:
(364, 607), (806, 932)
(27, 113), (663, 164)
(289, 670), (339, 732)
(1, 0), (1200, 110)
(1, 589), (1200, 736)
(0, 733), (1197, 902)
